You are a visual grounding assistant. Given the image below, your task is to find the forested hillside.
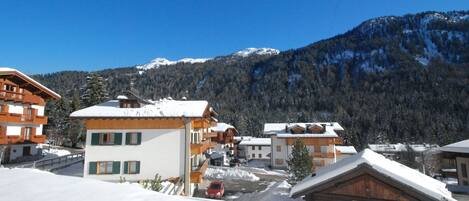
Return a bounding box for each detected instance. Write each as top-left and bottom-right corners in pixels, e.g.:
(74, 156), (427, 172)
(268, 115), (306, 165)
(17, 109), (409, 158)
(34, 11), (469, 150)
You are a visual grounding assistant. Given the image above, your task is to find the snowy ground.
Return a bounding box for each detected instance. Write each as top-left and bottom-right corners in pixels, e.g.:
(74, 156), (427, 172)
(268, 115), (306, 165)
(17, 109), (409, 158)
(204, 167), (260, 181)
(0, 168), (211, 201)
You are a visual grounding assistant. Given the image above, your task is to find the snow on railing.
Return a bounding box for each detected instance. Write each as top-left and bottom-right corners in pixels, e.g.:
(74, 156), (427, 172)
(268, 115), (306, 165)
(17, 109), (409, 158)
(33, 152), (84, 171)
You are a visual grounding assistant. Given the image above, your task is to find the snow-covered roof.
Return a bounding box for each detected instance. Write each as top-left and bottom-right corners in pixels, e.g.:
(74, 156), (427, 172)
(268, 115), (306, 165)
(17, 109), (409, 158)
(335, 146), (357, 154)
(263, 122), (344, 135)
(70, 99), (209, 118)
(368, 143), (439, 153)
(0, 67), (61, 99)
(211, 123), (235, 132)
(290, 149), (455, 201)
(116, 95), (128, 100)
(239, 138), (271, 146)
(0, 168), (210, 201)
(440, 139), (469, 154)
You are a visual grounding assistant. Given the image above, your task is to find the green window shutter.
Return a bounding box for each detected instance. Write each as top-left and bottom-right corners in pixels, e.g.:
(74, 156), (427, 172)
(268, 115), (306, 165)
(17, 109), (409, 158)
(91, 133), (99, 145)
(125, 133), (130, 145)
(112, 161), (121, 174)
(136, 161), (140, 174)
(137, 133), (142, 145)
(89, 162), (97, 174)
(114, 133), (122, 145)
(123, 161), (128, 174)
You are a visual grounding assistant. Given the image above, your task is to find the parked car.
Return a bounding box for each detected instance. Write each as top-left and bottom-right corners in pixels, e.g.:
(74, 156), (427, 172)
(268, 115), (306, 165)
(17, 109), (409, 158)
(205, 181), (224, 199)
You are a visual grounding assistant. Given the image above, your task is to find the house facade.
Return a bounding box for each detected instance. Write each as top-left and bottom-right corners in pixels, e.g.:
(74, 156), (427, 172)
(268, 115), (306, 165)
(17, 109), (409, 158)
(0, 68), (60, 163)
(440, 139), (469, 186)
(264, 122), (345, 170)
(290, 149), (456, 201)
(210, 123), (237, 156)
(238, 138), (271, 160)
(70, 93), (216, 196)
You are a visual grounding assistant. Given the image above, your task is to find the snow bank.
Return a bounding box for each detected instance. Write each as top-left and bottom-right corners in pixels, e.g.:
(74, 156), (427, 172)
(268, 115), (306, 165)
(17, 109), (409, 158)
(42, 148), (72, 157)
(0, 168), (208, 201)
(204, 167), (260, 181)
(234, 180), (300, 201)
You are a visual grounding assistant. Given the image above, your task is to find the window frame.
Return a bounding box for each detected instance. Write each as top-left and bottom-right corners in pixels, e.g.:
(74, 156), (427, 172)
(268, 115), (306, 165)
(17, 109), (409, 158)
(125, 161), (140, 174)
(97, 161), (114, 175)
(276, 145), (281, 152)
(462, 163), (468, 178)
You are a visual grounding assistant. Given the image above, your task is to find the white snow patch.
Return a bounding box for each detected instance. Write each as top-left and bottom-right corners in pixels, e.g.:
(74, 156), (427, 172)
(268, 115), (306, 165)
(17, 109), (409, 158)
(233, 48), (280, 57)
(415, 56), (430, 66)
(0, 168), (209, 201)
(204, 167), (260, 181)
(136, 57), (211, 70)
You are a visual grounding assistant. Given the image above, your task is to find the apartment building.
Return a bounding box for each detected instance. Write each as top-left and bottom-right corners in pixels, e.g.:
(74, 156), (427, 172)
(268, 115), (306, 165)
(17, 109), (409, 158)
(264, 122), (345, 170)
(0, 68), (60, 163)
(70, 92), (216, 196)
(238, 138), (271, 160)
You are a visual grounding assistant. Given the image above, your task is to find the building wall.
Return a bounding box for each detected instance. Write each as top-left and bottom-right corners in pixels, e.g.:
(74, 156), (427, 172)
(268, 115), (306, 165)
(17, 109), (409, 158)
(84, 128), (186, 181)
(4, 124), (42, 136)
(244, 145), (270, 160)
(456, 156), (469, 186)
(6, 102), (24, 114)
(8, 144), (39, 161)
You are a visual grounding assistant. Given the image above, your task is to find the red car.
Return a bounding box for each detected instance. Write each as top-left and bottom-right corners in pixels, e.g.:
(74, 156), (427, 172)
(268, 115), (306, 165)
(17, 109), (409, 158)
(205, 181), (224, 199)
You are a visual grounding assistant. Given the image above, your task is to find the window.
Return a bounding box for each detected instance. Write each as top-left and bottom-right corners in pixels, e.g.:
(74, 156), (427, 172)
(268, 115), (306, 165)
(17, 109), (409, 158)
(464, 181), (468, 186)
(252, 146), (255, 150)
(3, 84), (16, 92)
(276, 145), (281, 152)
(320, 146), (328, 153)
(124, 161), (140, 174)
(88, 161), (120, 175)
(462, 163), (468, 178)
(126, 132), (141, 145)
(22, 127), (32, 141)
(258, 146), (262, 150)
(252, 153), (255, 158)
(191, 132), (200, 144)
(258, 154), (262, 158)
(91, 133), (122, 145)
(0, 104), (5, 113)
(275, 159), (283, 165)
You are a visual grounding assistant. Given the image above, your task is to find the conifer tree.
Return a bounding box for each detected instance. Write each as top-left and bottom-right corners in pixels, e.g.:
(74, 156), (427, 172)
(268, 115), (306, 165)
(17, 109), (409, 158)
(81, 74), (108, 107)
(67, 92), (84, 147)
(288, 138), (313, 183)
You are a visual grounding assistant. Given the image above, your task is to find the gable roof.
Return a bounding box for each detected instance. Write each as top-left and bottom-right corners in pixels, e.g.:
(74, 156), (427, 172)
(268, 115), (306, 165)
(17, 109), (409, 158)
(290, 149), (455, 201)
(0, 67), (61, 99)
(238, 138), (271, 146)
(211, 123), (236, 133)
(70, 99), (209, 118)
(440, 139), (469, 154)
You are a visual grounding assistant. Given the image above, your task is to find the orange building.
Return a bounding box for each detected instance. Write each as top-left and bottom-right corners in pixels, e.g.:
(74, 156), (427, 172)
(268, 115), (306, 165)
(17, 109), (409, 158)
(0, 68), (60, 163)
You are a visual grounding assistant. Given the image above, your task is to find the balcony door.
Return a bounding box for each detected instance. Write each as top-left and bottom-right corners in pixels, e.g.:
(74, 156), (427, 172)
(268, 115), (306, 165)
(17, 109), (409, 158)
(22, 127), (32, 141)
(23, 106), (34, 121)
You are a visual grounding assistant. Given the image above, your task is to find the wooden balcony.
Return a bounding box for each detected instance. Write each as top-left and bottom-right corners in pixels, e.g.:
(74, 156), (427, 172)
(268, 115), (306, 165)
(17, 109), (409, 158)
(0, 90), (44, 105)
(190, 159), (209, 183)
(204, 132), (218, 138)
(0, 113), (47, 125)
(192, 119), (210, 129)
(311, 152), (335, 158)
(191, 140), (212, 155)
(0, 134), (46, 145)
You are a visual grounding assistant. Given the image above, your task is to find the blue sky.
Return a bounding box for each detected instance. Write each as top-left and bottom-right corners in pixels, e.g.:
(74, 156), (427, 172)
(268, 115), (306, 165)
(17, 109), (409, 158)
(0, 1), (468, 74)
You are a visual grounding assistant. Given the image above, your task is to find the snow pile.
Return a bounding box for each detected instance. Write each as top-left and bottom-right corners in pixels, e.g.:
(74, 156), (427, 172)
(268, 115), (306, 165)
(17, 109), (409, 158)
(210, 122), (235, 132)
(0, 168), (209, 201)
(42, 148), (72, 157)
(136, 57), (211, 70)
(233, 48), (280, 57)
(235, 180), (300, 201)
(204, 167), (260, 181)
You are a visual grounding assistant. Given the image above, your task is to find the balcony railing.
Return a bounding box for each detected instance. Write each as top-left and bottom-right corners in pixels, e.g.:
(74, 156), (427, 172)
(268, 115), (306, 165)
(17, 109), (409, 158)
(191, 140), (212, 155)
(0, 113), (47, 125)
(311, 152), (335, 158)
(204, 132), (218, 138)
(0, 90), (44, 105)
(0, 134), (46, 145)
(190, 159), (209, 183)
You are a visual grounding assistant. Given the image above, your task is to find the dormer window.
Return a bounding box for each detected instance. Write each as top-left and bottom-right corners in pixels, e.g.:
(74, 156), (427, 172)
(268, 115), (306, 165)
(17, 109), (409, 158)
(119, 99), (141, 108)
(307, 124), (324, 134)
(290, 125), (306, 134)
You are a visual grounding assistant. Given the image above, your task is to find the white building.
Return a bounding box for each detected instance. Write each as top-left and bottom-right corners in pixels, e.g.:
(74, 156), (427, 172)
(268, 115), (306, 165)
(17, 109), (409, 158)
(70, 92), (216, 196)
(440, 139), (469, 186)
(0, 68), (60, 163)
(238, 138), (271, 160)
(264, 122), (350, 170)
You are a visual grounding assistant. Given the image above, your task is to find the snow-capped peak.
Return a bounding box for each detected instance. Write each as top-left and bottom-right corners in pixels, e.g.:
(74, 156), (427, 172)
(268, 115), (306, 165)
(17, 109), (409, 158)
(136, 57), (211, 70)
(233, 47), (280, 57)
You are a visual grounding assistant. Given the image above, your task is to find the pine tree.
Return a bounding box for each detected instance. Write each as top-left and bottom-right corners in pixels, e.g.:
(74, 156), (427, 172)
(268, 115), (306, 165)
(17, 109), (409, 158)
(287, 138), (313, 183)
(67, 92), (84, 147)
(81, 74), (109, 107)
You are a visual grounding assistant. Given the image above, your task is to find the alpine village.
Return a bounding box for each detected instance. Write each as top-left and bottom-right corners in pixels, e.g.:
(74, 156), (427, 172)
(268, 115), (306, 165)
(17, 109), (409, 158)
(1, 7), (469, 201)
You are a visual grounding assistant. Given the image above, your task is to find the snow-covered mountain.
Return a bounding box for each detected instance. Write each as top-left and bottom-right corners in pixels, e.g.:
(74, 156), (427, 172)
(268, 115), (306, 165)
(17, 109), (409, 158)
(136, 47), (280, 70)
